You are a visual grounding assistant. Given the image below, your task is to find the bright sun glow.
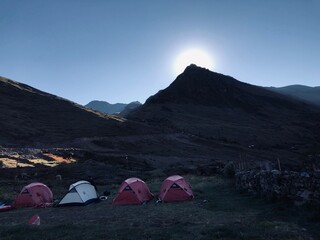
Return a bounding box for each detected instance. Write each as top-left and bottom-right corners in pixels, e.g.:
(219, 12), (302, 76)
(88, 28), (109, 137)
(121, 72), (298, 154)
(173, 48), (214, 76)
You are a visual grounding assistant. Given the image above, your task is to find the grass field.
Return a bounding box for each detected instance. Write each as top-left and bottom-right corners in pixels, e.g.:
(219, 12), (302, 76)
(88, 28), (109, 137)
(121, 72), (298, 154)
(0, 175), (319, 240)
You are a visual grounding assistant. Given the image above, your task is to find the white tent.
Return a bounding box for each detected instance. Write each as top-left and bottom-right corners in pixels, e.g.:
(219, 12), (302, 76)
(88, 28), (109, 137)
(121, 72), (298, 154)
(58, 180), (99, 206)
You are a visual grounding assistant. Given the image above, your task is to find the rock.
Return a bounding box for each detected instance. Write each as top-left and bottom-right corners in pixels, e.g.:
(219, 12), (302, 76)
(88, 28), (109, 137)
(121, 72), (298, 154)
(236, 170), (320, 205)
(271, 169), (281, 175)
(301, 172), (310, 177)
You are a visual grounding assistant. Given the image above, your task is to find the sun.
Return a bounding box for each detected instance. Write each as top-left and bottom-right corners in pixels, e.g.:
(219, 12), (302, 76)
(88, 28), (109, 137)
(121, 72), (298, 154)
(173, 48), (214, 76)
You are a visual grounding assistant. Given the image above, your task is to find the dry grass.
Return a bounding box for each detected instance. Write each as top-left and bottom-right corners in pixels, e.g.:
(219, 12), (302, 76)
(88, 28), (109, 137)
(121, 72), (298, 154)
(0, 152), (77, 169)
(0, 158), (34, 168)
(28, 158), (59, 167)
(43, 154), (77, 164)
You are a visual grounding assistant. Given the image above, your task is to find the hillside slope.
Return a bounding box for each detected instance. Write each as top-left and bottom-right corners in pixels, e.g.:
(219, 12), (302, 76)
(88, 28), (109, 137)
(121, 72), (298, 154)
(0, 76), (126, 145)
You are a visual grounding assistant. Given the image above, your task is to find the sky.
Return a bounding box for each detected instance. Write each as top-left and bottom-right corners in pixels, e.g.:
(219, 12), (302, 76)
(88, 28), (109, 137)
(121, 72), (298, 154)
(1, 0), (319, 105)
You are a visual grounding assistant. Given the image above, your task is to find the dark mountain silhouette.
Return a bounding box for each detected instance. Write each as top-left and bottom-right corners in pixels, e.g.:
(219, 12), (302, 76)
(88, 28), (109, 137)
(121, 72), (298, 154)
(267, 85), (320, 107)
(145, 64), (309, 111)
(1, 67), (319, 170)
(0, 76), (129, 145)
(129, 65), (320, 167)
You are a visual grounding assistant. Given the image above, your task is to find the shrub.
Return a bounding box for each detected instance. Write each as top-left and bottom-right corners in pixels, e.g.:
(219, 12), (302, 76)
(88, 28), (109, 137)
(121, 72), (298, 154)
(223, 161), (235, 178)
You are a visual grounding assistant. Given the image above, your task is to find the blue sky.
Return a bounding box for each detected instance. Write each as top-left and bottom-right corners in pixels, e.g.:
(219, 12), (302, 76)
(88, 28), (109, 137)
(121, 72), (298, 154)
(1, 0), (319, 105)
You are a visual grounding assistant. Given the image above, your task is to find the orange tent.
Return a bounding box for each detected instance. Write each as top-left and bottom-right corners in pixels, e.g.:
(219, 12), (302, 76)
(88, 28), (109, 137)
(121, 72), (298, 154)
(13, 182), (53, 207)
(158, 175), (193, 202)
(113, 178), (153, 205)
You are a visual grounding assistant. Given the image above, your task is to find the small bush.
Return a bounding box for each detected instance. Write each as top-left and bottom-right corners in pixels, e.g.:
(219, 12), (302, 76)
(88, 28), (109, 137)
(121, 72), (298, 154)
(223, 161), (235, 178)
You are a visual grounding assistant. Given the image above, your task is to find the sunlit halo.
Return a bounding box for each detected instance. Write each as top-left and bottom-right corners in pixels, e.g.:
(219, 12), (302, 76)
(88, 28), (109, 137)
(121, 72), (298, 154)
(173, 48), (214, 76)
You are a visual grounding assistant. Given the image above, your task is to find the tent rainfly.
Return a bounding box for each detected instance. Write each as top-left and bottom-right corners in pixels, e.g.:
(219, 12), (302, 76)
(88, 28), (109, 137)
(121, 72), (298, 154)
(158, 175), (194, 202)
(13, 182), (53, 207)
(113, 177), (154, 205)
(58, 180), (99, 206)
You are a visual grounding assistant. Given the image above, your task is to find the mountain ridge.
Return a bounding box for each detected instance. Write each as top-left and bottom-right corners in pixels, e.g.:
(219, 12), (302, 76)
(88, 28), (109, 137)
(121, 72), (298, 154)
(86, 100), (142, 114)
(267, 85), (320, 106)
(144, 65), (314, 112)
(1, 68), (319, 169)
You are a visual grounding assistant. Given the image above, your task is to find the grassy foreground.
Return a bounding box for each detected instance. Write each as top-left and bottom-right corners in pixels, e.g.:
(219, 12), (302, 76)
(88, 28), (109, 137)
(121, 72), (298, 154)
(0, 175), (319, 240)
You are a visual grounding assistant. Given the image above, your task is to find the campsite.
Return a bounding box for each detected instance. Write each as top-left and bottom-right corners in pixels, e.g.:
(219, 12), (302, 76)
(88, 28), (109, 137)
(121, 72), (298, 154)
(1, 171), (320, 240)
(1, 1), (320, 239)
(1, 65), (320, 239)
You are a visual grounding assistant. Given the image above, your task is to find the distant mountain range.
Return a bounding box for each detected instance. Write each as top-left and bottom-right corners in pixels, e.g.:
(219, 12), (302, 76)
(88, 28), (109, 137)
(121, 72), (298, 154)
(85, 85), (320, 115)
(85, 100), (142, 115)
(1, 66), (319, 169)
(267, 85), (320, 106)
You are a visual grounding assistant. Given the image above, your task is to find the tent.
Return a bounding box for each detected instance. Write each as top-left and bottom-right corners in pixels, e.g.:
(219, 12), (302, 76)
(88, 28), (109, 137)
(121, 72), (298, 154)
(0, 201), (13, 212)
(113, 177), (154, 205)
(158, 175), (194, 202)
(13, 182), (53, 207)
(58, 180), (99, 206)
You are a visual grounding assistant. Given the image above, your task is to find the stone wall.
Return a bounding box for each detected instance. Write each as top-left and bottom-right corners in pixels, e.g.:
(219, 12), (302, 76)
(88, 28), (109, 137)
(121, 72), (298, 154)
(235, 170), (320, 205)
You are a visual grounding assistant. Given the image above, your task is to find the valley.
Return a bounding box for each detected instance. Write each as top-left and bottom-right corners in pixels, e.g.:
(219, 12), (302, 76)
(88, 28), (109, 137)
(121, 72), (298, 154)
(1, 66), (320, 239)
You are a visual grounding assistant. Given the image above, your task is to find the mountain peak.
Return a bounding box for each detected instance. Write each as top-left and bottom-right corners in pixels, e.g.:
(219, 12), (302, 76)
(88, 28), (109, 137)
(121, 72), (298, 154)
(182, 64), (211, 74)
(145, 66), (246, 107)
(184, 63), (200, 70)
(143, 66), (308, 113)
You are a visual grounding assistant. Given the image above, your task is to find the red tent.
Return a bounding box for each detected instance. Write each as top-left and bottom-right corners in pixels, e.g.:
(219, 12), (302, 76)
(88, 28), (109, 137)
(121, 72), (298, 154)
(158, 175), (194, 202)
(113, 177), (154, 205)
(13, 182), (53, 207)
